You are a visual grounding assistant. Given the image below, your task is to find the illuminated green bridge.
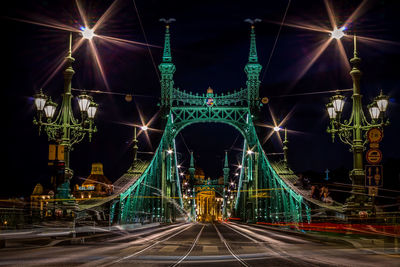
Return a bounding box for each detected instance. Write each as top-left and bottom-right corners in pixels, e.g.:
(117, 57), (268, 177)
(82, 22), (346, 225)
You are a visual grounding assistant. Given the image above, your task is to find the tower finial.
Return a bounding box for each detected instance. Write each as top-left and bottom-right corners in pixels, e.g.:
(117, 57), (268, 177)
(244, 18), (261, 63)
(224, 150), (229, 168)
(159, 18), (176, 63)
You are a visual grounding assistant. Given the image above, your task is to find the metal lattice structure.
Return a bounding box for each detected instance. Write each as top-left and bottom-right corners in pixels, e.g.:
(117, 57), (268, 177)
(112, 22), (310, 224)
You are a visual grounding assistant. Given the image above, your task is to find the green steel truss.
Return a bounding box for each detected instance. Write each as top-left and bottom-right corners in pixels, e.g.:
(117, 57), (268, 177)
(113, 22), (310, 224)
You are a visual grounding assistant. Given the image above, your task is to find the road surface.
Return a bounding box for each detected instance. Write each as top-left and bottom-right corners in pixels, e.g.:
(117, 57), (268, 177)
(0, 222), (399, 266)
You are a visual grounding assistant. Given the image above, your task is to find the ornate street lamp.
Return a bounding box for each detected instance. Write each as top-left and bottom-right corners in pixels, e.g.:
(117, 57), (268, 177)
(326, 35), (389, 215)
(33, 33), (98, 199)
(375, 90), (389, 113)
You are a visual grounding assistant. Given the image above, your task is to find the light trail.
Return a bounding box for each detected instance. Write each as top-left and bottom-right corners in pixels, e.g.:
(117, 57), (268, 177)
(171, 224), (205, 266)
(213, 223), (250, 267)
(112, 223), (193, 264)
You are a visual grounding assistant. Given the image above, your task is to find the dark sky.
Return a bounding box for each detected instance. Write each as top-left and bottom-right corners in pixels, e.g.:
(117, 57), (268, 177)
(3, 0), (400, 197)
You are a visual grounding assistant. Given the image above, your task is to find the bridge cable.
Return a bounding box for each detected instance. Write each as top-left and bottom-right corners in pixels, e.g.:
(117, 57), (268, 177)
(179, 132), (192, 154)
(132, 0), (161, 81)
(261, 0), (292, 82)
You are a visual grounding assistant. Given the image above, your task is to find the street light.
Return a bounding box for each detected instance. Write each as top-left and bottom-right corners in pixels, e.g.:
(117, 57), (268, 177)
(326, 35), (389, 214)
(87, 102), (98, 119)
(331, 93), (345, 113)
(34, 89), (47, 111)
(375, 90), (389, 113)
(141, 125), (148, 131)
(43, 98), (57, 119)
(81, 27), (95, 40)
(33, 33), (98, 199)
(273, 126), (281, 132)
(326, 103), (336, 120)
(77, 92), (92, 112)
(368, 102), (380, 121)
(330, 27), (345, 40)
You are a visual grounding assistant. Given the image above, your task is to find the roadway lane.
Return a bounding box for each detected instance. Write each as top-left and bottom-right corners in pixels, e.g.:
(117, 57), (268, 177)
(0, 222), (399, 266)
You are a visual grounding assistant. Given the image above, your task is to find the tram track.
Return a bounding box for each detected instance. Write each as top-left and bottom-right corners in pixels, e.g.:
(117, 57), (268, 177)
(170, 224), (205, 267)
(105, 223), (194, 266)
(213, 223), (250, 267)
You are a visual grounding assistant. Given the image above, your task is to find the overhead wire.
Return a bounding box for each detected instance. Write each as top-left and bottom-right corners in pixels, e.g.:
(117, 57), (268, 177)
(132, 0), (161, 81)
(261, 0), (292, 82)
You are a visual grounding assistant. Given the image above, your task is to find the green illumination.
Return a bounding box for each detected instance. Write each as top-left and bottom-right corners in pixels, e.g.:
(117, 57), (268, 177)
(114, 22), (310, 225)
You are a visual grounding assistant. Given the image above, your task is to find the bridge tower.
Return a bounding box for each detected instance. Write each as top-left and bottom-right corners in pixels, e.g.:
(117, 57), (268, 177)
(113, 20), (310, 226)
(159, 23), (176, 113)
(244, 22), (262, 114)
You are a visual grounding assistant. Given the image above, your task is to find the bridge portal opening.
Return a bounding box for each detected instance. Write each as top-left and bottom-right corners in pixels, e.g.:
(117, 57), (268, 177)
(176, 123), (244, 222)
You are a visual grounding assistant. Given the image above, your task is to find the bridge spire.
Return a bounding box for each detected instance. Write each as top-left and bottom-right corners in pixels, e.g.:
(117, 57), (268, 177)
(223, 151), (229, 186)
(132, 127), (138, 163)
(158, 18), (176, 112)
(189, 151), (195, 183)
(283, 128), (289, 165)
(244, 19), (262, 113)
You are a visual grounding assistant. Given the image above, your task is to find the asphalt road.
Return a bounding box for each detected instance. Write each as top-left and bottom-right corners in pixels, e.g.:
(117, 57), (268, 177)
(0, 222), (399, 266)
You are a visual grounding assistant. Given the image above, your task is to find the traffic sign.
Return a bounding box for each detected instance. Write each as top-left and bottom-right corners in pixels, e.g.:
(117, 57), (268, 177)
(365, 165), (383, 187)
(367, 128), (383, 143)
(366, 148), (382, 164)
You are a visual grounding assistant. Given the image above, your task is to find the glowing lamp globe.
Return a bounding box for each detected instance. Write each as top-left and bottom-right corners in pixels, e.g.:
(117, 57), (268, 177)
(34, 90), (47, 111)
(87, 103), (98, 119)
(77, 93), (91, 112)
(368, 102), (380, 120)
(81, 27), (95, 40)
(331, 27), (345, 40)
(44, 99), (57, 119)
(273, 126), (281, 132)
(326, 103), (337, 120)
(141, 125), (148, 131)
(375, 90), (389, 112)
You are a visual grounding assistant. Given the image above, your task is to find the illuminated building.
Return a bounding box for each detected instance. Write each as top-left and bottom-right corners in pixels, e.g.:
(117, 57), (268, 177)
(30, 183), (54, 217)
(73, 163), (113, 199)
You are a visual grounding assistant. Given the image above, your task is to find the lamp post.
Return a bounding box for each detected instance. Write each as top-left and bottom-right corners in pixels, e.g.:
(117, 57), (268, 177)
(33, 33), (98, 199)
(326, 35), (389, 216)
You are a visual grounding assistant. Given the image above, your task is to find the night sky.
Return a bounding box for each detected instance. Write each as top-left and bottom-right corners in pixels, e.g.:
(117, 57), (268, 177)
(3, 0), (400, 198)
